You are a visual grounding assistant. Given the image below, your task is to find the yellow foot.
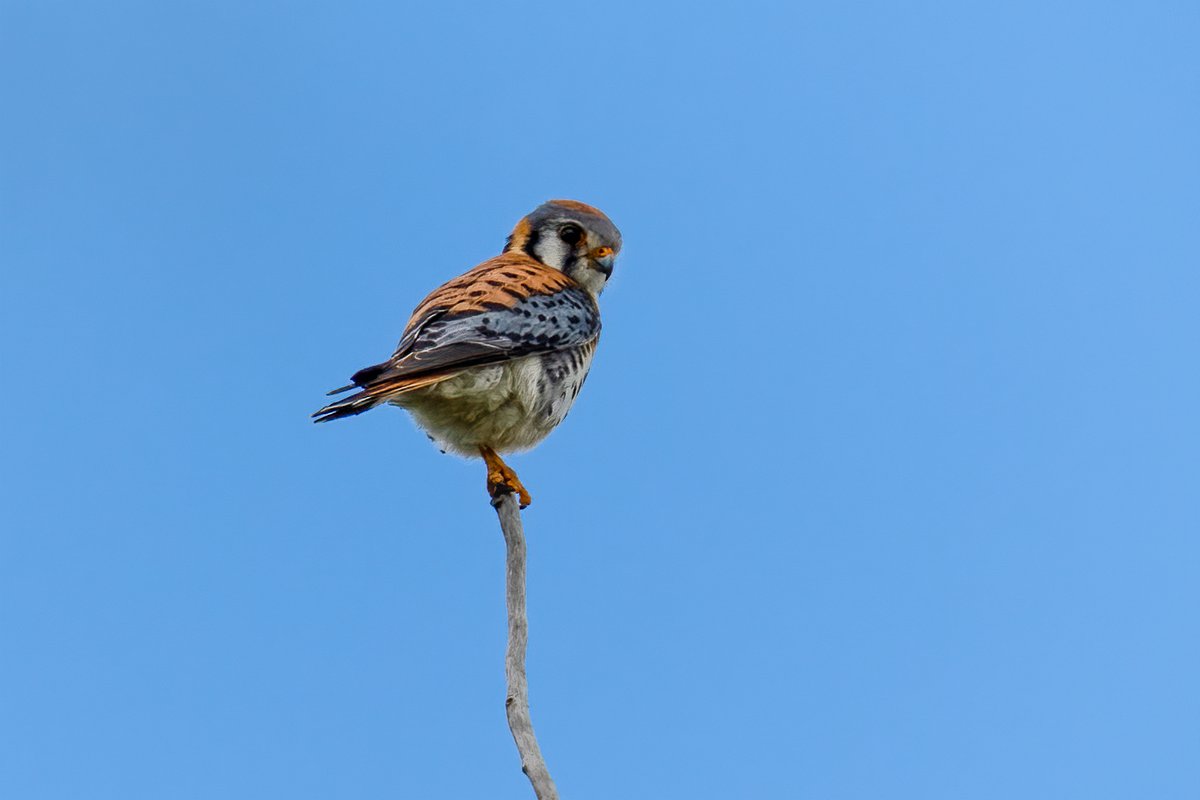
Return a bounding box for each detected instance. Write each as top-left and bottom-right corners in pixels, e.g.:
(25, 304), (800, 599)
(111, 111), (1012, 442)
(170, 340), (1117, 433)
(480, 446), (532, 508)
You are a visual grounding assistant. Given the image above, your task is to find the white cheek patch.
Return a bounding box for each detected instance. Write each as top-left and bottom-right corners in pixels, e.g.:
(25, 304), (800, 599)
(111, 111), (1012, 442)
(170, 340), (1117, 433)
(534, 236), (569, 270)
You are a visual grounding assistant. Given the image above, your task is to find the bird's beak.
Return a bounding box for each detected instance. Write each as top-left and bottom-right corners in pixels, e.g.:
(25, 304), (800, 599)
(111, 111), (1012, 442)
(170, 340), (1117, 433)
(590, 246), (615, 276)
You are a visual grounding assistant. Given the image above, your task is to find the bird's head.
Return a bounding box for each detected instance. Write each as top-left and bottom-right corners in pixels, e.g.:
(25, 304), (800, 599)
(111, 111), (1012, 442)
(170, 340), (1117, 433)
(504, 200), (622, 296)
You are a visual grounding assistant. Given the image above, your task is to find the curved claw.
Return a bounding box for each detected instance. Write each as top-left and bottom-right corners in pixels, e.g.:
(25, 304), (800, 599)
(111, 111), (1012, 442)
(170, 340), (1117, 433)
(480, 446), (532, 508)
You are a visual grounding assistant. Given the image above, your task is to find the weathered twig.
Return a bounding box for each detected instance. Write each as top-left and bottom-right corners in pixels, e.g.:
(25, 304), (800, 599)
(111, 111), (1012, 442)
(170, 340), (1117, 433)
(491, 492), (559, 800)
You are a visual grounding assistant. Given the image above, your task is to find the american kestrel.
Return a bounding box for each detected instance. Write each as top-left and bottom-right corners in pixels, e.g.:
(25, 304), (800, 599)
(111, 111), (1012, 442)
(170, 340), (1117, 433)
(313, 200), (622, 508)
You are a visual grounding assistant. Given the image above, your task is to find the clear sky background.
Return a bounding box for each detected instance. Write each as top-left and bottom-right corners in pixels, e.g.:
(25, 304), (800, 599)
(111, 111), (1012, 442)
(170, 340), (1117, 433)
(2, 1), (1197, 798)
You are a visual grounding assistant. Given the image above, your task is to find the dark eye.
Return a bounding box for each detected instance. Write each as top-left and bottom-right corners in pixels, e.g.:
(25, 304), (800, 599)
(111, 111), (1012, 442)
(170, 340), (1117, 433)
(558, 224), (583, 245)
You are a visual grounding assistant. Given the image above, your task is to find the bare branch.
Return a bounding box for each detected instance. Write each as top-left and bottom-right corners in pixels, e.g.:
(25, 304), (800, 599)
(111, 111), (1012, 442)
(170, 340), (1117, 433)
(491, 492), (559, 800)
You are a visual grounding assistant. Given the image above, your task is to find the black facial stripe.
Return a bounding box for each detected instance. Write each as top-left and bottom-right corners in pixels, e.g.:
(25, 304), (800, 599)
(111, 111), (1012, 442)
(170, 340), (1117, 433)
(523, 228), (541, 261)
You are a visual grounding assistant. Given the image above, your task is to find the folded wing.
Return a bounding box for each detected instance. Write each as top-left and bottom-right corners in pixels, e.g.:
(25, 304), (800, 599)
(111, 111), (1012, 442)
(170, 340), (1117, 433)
(312, 254), (600, 422)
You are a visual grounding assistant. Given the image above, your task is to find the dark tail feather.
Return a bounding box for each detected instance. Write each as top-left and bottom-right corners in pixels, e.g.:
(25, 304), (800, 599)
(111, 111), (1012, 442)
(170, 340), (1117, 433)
(311, 389), (384, 423)
(314, 358), (458, 423)
(314, 359), (394, 420)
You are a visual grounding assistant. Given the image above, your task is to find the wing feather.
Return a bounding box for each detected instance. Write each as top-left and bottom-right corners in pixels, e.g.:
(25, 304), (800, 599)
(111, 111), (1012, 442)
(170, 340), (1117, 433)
(312, 253), (599, 422)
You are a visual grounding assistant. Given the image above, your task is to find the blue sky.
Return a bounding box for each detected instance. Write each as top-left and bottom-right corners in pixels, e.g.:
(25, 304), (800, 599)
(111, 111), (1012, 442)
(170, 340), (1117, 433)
(2, 1), (1198, 797)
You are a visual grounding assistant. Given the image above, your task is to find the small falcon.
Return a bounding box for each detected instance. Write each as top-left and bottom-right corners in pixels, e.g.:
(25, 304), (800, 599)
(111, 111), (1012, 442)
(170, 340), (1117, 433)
(313, 200), (622, 508)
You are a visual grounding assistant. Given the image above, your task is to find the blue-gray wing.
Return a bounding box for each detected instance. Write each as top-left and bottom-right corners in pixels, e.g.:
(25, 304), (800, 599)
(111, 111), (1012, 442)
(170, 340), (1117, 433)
(313, 255), (599, 421)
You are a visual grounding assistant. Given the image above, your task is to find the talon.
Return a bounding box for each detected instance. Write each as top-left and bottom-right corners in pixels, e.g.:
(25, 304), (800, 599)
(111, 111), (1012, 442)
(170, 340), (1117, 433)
(480, 446), (533, 508)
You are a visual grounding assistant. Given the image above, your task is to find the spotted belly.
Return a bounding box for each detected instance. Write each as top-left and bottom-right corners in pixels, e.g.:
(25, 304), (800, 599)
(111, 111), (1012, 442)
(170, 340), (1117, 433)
(392, 340), (597, 456)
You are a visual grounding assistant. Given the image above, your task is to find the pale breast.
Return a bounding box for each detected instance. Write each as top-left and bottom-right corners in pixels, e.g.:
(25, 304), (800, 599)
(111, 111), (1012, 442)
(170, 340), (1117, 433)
(534, 341), (597, 432)
(393, 340), (597, 456)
